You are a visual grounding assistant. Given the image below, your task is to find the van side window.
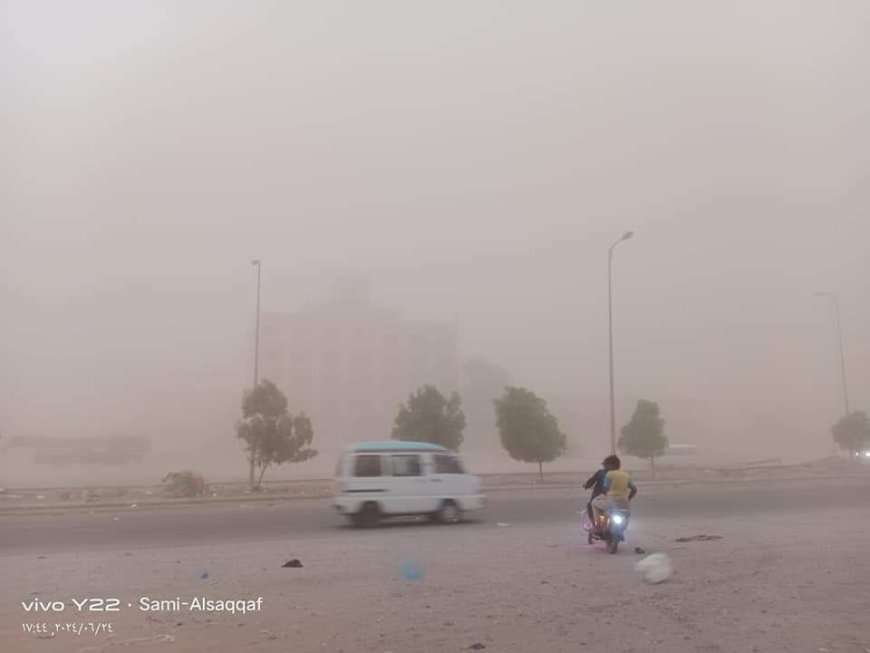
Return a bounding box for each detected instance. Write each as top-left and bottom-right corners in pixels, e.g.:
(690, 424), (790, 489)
(391, 455), (422, 477)
(434, 454), (464, 474)
(353, 455), (382, 477)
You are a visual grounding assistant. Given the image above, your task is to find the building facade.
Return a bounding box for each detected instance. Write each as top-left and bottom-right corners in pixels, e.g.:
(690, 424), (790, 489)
(260, 285), (460, 456)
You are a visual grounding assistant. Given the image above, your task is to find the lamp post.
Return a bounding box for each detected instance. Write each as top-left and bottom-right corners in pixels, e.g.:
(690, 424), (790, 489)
(608, 231), (634, 455)
(814, 291), (850, 417)
(252, 259), (262, 389)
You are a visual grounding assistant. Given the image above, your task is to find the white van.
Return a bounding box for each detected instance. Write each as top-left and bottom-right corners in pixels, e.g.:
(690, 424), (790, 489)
(334, 441), (484, 527)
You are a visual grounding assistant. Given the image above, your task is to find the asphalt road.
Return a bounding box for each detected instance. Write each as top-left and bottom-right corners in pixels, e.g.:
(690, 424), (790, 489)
(2, 476), (868, 555)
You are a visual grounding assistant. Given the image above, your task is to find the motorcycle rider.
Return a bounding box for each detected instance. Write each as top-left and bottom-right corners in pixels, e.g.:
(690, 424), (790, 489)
(582, 459), (609, 523)
(590, 455), (637, 528)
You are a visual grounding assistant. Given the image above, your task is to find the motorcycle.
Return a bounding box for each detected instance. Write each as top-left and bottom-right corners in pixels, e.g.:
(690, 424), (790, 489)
(584, 506), (630, 554)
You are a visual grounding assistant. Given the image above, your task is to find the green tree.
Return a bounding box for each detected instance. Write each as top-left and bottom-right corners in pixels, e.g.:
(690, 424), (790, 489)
(494, 386), (567, 479)
(392, 385), (466, 450)
(236, 379), (317, 489)
(832, 411), (870, 455)
(619, 399), (668, 478)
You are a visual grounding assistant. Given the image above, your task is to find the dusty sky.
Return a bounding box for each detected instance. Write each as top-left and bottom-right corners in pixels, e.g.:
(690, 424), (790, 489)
(1, 1), (868, 473)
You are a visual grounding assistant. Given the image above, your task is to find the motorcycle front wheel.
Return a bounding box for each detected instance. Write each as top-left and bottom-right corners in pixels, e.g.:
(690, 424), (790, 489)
(607, 536), (619, 554)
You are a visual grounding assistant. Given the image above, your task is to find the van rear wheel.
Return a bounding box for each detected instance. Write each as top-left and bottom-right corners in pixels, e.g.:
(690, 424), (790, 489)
(438, 500), (462, 524)
(351, 502), (380, 528)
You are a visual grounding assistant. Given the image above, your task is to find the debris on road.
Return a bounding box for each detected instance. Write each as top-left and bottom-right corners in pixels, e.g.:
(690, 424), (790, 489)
(496, 522), (510, 527)
(675, 534), (723, 543)
(399, 560), (423, 581)
(200, 571), (209, 579)
(282, 559), (303, 568)
(162, 470), (207, 497)
(634, 546), (646, 555)
(635, 553), (673, 584)
(469, 644), (486, 650)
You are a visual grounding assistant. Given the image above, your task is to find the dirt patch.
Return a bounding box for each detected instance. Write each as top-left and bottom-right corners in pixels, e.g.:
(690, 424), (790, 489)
(675, 534), (724, 543)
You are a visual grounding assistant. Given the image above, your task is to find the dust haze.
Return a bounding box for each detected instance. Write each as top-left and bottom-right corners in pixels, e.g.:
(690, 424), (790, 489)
(2, 1), (868, 486)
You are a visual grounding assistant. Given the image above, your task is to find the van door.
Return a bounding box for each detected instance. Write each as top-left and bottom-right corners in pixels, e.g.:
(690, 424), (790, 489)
(346, 454), (387, 507)
(385, 453), (432, 514)
(430, 453), (473, 501)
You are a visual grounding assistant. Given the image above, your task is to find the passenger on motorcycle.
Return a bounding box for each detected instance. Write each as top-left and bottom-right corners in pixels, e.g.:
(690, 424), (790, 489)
(590, 455), (637, 528)
(582, 461), (608, 523)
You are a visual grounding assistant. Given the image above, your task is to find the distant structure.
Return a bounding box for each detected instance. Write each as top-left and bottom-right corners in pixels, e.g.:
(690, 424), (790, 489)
(260, 280), (460, 455)
(665, 443), (697, 456)
(1, 435), (151, 465)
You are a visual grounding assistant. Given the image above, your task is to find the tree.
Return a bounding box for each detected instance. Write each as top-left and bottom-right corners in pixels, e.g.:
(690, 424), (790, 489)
(619, 399), (668, 478)
(236, 379), (317, 489)
(494, 386), (567, 479)
(392, 385), (466, 450)
(832, 411), (870, 455)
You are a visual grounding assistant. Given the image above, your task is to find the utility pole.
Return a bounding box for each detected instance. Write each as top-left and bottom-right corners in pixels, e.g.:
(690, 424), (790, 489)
(815, 291), (850, 416)
(608, 231), (634, 454)
(252, 259), (262, 389)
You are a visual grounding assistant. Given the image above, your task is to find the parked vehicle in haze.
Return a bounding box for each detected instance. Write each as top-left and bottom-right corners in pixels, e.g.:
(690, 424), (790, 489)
(333, 441), (484, 527)
(665, 443), (697, 456)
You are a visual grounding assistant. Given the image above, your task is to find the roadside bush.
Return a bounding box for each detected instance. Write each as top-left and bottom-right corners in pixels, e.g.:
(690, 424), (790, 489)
(161, 470), (206, 498)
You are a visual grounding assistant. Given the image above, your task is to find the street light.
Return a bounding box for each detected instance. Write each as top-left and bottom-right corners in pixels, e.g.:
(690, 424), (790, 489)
(252, 259), (262, 389)
(608, 231), (634, 455)
(814, 291), (850, 417)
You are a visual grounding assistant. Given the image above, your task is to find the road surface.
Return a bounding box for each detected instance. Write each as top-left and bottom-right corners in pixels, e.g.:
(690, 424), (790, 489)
(3, 476), (870, 653)
(2, 476), (867, 554)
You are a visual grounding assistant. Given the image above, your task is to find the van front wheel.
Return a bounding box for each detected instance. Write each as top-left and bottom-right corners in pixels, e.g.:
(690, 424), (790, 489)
(437, 500), (462, 524)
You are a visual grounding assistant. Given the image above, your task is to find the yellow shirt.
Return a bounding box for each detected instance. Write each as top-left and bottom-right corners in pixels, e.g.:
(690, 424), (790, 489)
(605, 470), (633, 499)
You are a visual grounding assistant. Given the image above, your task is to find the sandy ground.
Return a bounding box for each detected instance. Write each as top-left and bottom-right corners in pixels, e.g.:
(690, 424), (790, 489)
(3, 496), (870, 653)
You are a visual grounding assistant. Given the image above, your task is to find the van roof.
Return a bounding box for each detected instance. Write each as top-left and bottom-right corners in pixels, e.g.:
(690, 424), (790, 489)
(347, 440), (448, 453)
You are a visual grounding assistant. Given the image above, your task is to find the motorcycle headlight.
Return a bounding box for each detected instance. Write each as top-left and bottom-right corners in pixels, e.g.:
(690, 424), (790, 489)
(611, 514), (625, 525)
